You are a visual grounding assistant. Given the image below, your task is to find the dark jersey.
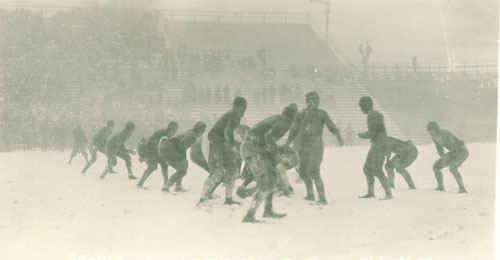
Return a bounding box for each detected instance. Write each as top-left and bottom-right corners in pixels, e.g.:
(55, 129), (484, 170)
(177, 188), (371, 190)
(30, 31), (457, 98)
(386, 137), (413, 155)
(431, 129), (465, 156)
(165, 130), (198, 154)
(251, 115), (293, 147)
(73, 128), (88, 145)
(146, 129), (172, 151)
(359, 110), (387, 142)
(107, 131), (132, 151)
(208, 109), (243, 146)
(92, 127), (112, 147)
(286, 108), (339, 148)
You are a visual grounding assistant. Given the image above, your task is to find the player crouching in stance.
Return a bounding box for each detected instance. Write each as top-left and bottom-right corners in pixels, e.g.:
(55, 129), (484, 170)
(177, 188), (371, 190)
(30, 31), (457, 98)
(241, 103), (298, 223)
(82, 120), (115, 174)
(427, 121), (468, 193)
(285, 92), (343, 205)
(159, 121), (207, 193)
(384, 137), (418, 189)
(136, 121), (179, 190)
(100, 122), (137, 180)
(198, 97), (247, 206)
(358, 96), (393, 200)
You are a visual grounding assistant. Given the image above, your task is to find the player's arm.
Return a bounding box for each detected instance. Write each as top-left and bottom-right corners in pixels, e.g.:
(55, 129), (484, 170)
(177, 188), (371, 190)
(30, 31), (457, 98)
(358, 113), (379, 139)
(432, 137), (445, 157)
(224, 112), (241, 148)
(285, 115), (300, 146)
(179, 133), (197, 151)
(323, 111), (343, 146)
(265, 120), (290, 152)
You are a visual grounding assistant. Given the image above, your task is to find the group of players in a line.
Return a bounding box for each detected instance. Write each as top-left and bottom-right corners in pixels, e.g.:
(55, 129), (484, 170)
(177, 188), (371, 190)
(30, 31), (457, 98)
(68, 92), (469, 223)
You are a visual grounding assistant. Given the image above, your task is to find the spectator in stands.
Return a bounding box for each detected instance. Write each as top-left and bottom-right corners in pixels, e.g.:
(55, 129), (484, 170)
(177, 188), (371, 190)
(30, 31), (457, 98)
(235, 88), (242, 98)
(412, 56), (418, 72)
(215, 86), (221, 105)
(206, 87), (212, 105)
(268, 85), (276, 104)
(279, 83), (287, 103)
(224, 86), (230, 104)
(261, 87), (268, 105)
(257, 48), (267, 66)
(225, 51), (231, 66)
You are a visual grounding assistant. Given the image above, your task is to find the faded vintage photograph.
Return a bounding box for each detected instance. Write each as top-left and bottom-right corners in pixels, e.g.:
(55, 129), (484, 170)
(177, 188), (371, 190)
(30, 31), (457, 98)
(0, 0), (497, 259)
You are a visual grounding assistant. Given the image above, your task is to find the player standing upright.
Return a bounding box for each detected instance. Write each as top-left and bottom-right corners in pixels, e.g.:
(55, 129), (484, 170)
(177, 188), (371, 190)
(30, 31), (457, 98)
(427, 121), (468, 193)
(357, 96), (393, 200)
(197, 97), (247, 206)
(81, 120), (115, 174)
(285, 92), (343, 205)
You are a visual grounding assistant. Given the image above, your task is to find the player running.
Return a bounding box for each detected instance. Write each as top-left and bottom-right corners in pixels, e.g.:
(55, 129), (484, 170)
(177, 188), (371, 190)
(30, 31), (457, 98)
(68, 124), (89, 165)
(81, 120), (115, 174)
(100, 122), (137, 180)
(136, 121), (179, 190)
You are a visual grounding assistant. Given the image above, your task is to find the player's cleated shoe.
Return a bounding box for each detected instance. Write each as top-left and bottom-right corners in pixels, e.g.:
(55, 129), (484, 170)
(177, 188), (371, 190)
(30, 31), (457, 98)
(358, 193), (375, 198)
(435, 186), (445, 192)
(197, 197), (209, 207)
(236, 186), (249, 199)
(316, 198), (328, 205)
(242, 214), (263, 223)
(128, 175), (138, 180)
(458, 188), (468, 194)
(390, 184), (395, 189)
(110, 169), (118, 174)
(207, 193), (221, 200)
(161, 186), (170, 193)
(409, 185), (417, 190)
(379, 194), (394, 200)
(174, 186), (188, 192)
(224, 197), (242, 205)
(304, 194), (316, 201)
(99, 175), (105, 180)
(136, 185), (148, 190)
(263, 210), (287, 219)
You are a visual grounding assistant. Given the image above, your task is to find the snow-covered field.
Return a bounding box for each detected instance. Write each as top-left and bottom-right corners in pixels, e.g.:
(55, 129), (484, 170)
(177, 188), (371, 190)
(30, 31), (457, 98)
(0, 143), (495, 260)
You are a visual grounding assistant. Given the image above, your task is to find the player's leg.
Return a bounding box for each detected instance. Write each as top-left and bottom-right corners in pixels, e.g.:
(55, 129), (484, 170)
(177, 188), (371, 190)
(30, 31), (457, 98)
(82, 144), (98, 173)
(433, 157), (446, 191)
(396, 151), (417, 189)
(385, 158), (396, 188)
(136, 158), (158, 189)
(100, 152), (116, 179)
(242, 154), (269, 222)
(68, 146), (78, 164)
(158, 160), (170, 191)
(298, 149), (314, 201)
(117, 149), (136, 179)
(371, 143), (393, 200)
(310, 147), (326, 204)
(360, 149), (375, 198)
(164, 158), (188, 192)
(81, 146), (89, 164)
(449, 148), (469, 193)
(198, 141), (224, 205)
(222, 147), (241, 205)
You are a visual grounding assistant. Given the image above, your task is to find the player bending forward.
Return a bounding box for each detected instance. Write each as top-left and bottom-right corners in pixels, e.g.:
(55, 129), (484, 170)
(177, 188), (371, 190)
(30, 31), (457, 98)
(384, 136), (418, 189)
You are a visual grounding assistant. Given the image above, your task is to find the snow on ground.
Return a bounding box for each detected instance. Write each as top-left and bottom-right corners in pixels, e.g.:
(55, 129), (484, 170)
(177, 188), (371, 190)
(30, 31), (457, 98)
(0, 143), (495, 260)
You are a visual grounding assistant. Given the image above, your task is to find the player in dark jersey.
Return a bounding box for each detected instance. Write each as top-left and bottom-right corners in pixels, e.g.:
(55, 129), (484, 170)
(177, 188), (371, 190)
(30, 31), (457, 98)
(427, 121), (468, 193)
(358, 96), (393, 200)
(68, 125), (89, 164)
(82, 120), (115, 174)
(197, 97), (247, 206)
(136, 121), (179, 190)
(285, 92), (343, 205)
(100, 122), (137, 180)
(159, 121), (207, 192)
(240, 104), (298, 223)
(384, 136), (418, 189)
